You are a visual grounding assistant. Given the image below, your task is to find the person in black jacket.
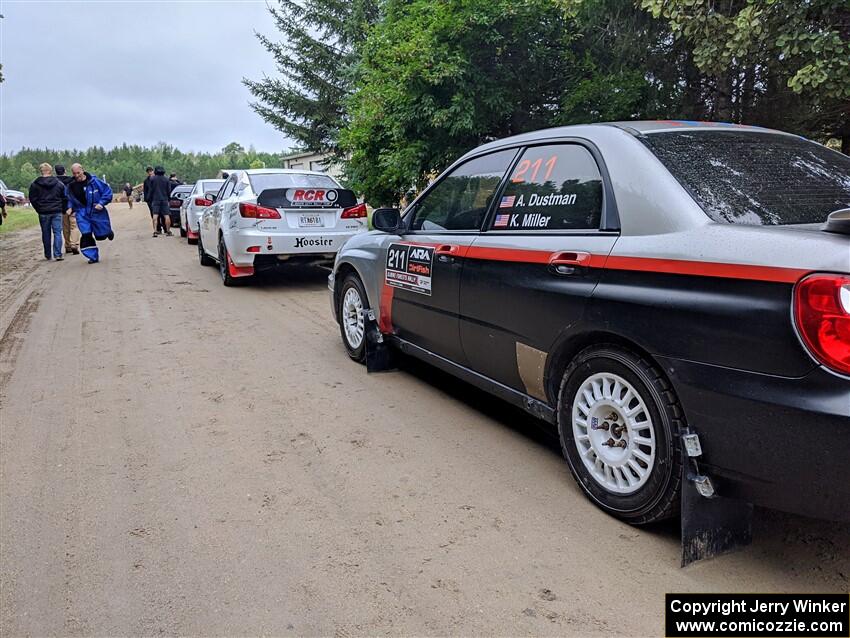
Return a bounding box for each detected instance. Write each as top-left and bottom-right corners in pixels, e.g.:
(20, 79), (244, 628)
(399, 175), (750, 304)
(54, 164), (79, 254)
(147, 166), (173, 237)
(28, 163), (66, 260)
(143, 166), (165, 234)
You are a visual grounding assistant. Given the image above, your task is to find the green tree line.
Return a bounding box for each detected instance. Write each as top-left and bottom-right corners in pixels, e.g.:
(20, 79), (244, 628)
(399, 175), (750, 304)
(246, 0), (849, 204)
(0, 142), (284, 193)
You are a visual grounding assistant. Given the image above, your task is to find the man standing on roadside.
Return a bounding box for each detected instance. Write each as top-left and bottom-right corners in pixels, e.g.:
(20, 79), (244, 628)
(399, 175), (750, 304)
(143, 166), (158, 231)
(55, 164), (79, 255)
(123, 182), (134, 209)
(147, 166), (173, 237)
(28, 163), (66, 261)
(66, 163), (114, 263)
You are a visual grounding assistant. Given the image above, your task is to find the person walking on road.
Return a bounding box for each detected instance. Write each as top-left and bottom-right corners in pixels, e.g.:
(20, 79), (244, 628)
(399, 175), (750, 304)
(66, 163), (114, 264)
(147, 166), (173, 237)
(124, 182), (134, 209)
(143, 166), (160, 231)
(55, 164), (80, 255)
(28, 163), (66, 261)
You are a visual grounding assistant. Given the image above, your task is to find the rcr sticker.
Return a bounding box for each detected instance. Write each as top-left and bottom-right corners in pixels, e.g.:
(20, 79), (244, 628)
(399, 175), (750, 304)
(386, 243), (434, 296)
(285, 188), (338, 206)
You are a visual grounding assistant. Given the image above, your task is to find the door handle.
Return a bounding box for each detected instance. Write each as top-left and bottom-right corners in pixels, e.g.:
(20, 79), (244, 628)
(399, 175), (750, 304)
(548, 250), (591, 275)
(435, 244), (461, 262)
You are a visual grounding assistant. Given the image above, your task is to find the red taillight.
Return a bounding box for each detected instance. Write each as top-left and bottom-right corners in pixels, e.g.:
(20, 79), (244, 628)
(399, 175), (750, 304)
(341, 203), (367, 219)
(794, 273), (850, 375)
(246, 246), (261, 253)
(239, 202), (281, 219)
(169, 199), (181, 207)
(195, 197), (212, 207)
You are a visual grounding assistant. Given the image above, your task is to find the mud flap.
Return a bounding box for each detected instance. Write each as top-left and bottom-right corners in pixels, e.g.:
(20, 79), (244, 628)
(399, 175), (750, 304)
(680, 430), (753, 566)
(364, 309), (396, 373)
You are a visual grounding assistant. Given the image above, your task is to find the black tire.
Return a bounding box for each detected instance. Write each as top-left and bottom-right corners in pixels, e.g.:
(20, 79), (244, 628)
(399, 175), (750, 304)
(198, 233), (215, 266)
(179, 225), (187, 238)
(218, 236), (250, 287)
(337, 273), (369, 363)
(557, 345), (683, 525)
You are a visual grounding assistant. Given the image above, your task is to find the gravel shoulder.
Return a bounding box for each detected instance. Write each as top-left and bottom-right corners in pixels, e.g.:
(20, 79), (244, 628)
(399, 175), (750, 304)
(1, 205), (848, 637)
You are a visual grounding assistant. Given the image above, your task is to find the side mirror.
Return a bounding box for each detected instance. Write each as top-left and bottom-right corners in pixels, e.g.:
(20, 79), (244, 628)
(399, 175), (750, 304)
(205, 192), (217, 203)
(372, 207), (402, 233)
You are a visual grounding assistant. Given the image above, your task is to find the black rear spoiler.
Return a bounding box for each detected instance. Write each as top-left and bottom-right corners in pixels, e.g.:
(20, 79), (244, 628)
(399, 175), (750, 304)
(823, 208), (850, 235)
(258, 187), (358, 209)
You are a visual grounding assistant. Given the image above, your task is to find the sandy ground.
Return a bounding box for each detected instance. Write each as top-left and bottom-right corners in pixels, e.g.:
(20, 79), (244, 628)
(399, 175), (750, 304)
(1, 204), (848, 637)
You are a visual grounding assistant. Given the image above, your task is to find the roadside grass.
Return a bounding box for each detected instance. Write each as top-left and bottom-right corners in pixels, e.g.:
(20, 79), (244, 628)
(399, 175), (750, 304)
(0, 206), (39, 234)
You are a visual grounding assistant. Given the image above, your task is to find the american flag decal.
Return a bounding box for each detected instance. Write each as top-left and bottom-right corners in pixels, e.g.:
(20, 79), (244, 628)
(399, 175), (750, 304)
(494, 214), (510, 228)
(499, 195), (515, 208)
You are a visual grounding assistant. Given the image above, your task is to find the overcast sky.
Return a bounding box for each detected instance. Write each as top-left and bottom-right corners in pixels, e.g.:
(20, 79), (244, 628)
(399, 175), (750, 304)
(0, 0), (295, 155)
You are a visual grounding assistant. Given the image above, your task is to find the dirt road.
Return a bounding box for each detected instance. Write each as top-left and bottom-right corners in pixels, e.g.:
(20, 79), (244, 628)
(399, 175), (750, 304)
(1, 205), (848, 637)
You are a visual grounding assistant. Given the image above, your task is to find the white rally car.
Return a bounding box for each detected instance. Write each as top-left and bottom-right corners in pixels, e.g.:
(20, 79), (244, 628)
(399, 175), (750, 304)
(197, 169), (368, 285)
(180, 178), (225, 243)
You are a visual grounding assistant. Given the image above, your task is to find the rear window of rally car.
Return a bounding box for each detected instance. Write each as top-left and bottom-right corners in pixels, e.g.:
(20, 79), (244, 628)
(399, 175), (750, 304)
(248, 172), (339, 194)
(641, 130), (850, 225)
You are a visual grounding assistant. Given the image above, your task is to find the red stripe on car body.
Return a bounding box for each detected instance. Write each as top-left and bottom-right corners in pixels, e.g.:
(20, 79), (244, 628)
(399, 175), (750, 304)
(394, 241), (808, 283)
(379, 283), (394, 333)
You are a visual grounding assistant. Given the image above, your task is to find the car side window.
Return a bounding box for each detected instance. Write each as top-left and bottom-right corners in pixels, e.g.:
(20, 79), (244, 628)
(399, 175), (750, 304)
(411, 149), (517, 232)
(220, 177), (237, 201)
(491, 144), (603, 231)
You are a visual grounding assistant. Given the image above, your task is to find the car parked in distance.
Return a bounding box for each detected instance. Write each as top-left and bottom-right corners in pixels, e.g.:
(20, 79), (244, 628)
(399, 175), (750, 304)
(329, 121), (850, 526)
(181, 179), (225, 243)
(169, 185), (194, 235)
(0, 180), (27, 206)
(197, 169), (369, 286)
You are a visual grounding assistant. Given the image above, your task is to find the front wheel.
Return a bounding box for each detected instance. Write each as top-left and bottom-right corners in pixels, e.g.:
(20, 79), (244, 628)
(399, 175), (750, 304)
(557, 345), (683, 525)
(337, 274), (369, 363)
(179, 225), (187, 238)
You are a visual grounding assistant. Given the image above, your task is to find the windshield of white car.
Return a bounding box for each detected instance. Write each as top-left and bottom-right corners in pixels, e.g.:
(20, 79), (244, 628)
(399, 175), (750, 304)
(641, 131), (850, 225)
(248, 173), (338, 194)
(199, 180), (224, 193)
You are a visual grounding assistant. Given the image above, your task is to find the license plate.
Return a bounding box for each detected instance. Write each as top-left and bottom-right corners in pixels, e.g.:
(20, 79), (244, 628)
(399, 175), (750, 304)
(299, 214), (324, 227)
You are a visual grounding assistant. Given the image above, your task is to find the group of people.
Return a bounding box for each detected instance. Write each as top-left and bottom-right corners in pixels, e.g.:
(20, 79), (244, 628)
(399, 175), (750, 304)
(25, 163), (185, 263)
(27, 163), (114, 264)
(142, 166), (183, 237)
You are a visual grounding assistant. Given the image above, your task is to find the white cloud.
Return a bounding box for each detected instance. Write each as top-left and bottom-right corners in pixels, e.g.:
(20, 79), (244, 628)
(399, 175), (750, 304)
(0, 0), (295, 154)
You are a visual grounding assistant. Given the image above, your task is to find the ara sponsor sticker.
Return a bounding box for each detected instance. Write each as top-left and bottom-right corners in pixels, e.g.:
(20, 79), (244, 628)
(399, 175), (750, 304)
(285, 188), (338, 206)
(386, 243), (434, 296)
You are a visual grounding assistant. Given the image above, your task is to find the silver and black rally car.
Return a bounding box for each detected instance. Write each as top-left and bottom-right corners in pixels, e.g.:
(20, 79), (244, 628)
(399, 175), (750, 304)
(328, 121), (850, 528)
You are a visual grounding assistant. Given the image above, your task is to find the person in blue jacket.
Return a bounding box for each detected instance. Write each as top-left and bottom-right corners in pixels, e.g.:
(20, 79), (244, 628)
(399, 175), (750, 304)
(66, 163), (114, 263)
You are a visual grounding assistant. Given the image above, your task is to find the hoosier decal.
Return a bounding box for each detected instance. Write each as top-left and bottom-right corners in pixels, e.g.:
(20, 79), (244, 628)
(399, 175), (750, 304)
(386, 243), (434, 295)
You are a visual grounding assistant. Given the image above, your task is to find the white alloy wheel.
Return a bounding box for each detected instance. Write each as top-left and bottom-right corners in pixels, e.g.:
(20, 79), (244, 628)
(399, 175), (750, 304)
(572, 372), (656, 495)
(342, 286), (365, 349)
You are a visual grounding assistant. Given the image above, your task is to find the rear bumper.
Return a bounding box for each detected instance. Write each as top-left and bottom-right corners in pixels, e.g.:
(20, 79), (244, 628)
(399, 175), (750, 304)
(186, 209), (203, 233)
(660, 356), (850, 521)
(227, 229), (366, 267)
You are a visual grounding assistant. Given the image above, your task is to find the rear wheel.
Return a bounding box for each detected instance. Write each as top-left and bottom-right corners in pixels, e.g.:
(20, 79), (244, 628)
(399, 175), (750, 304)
(179, 225), (187, 238)
(338, 273), (368, 362)
(218, 236), (250, 287)
(557, 345), (683, 525)
(198, 233), (214, 266)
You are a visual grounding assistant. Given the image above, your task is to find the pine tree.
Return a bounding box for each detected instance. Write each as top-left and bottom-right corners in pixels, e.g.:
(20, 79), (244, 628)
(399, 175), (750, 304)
(243, 0), (379, 157)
